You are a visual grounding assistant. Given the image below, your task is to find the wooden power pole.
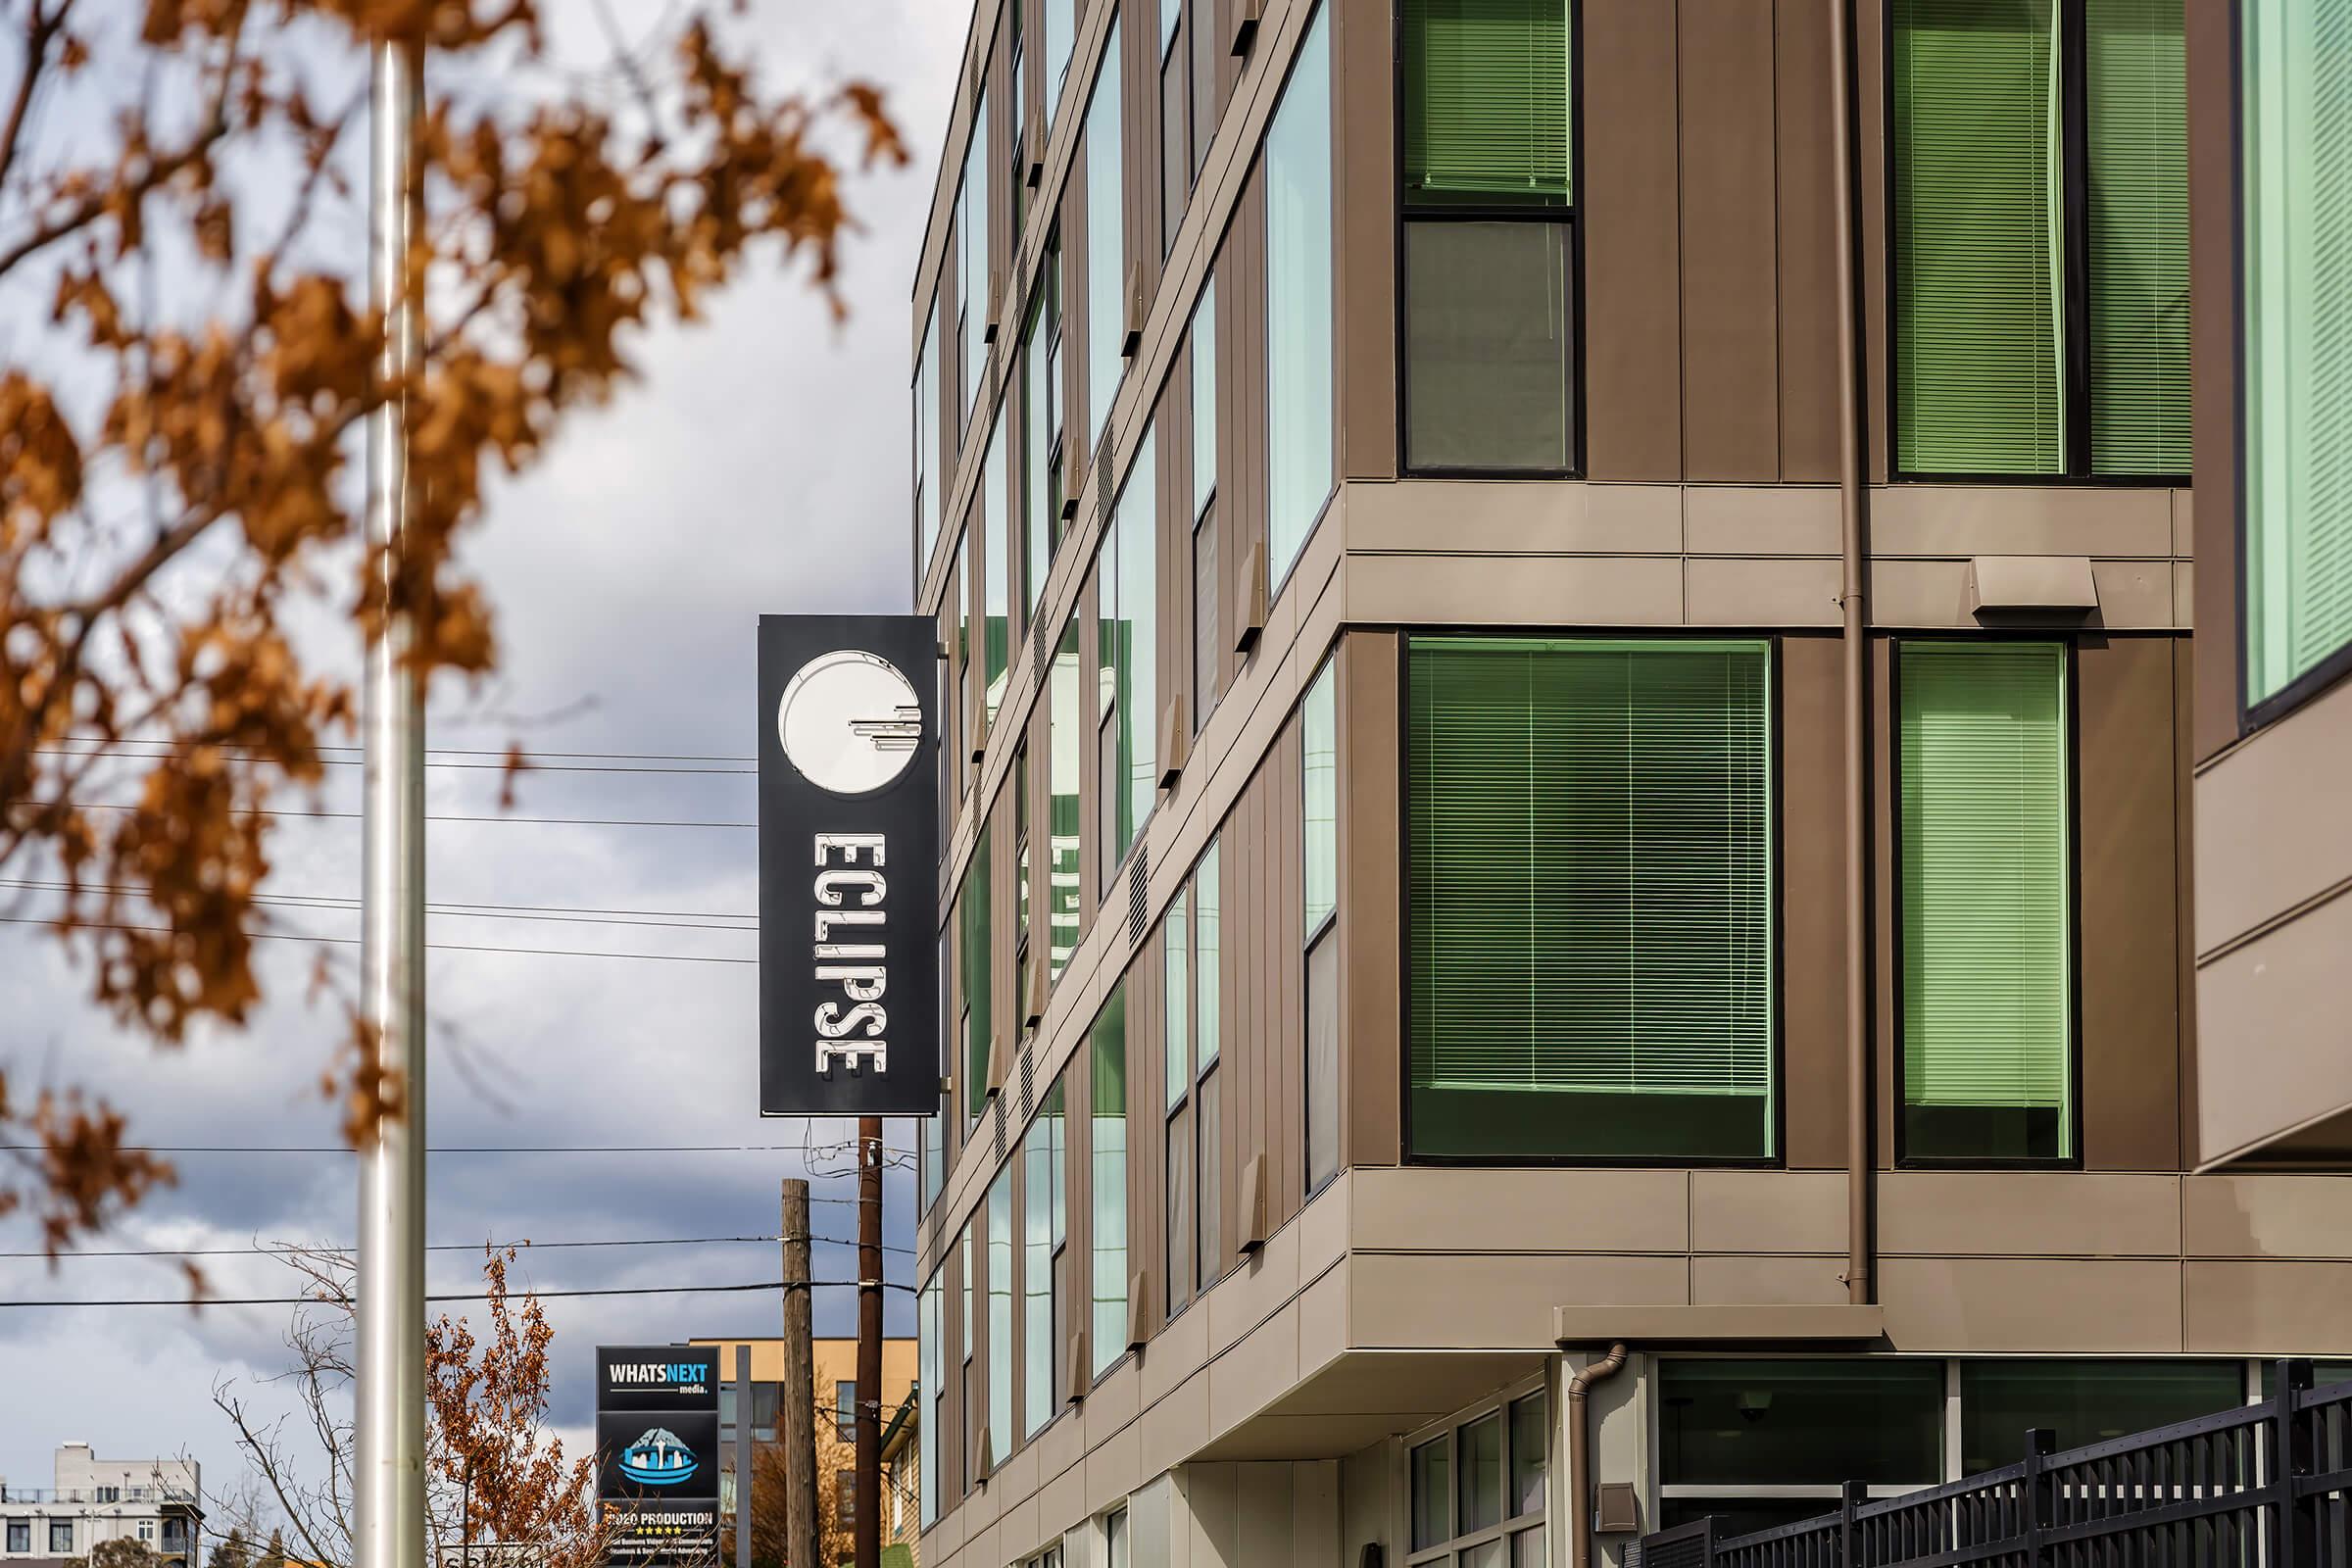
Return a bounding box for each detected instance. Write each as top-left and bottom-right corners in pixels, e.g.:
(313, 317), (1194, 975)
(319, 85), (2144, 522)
(779, 1178), (817, 1568)
(855, 1118), (884, 1568)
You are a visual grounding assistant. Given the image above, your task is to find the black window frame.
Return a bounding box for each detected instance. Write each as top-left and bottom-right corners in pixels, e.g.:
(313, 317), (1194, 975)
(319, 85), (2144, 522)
(1392, 0), (1587, 480)
(1882, 0), (2191, 486)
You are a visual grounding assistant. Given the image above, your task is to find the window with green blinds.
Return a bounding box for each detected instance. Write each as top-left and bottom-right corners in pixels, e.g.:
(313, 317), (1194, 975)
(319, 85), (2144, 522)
(1406, 638), (1775, 1162)
(1893, 0), (2065, 474)
(1892, 0), (2186, 477)
(1402, 0), (1572, 204)
(2243, 0), (2352, 706)
(2086, 0), (2189, 474)
(1897, 642), (2073, 1162)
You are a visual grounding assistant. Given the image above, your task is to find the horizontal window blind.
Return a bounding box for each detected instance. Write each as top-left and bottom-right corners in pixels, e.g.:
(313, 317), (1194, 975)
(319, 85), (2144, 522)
(2086, 0), (2190, 475)
(1407, 639), (1774, 1104)
(2244, 0), (2352, 702)
(1402, 0), (1572, 203)
(1893, 0), (2065, 473)
(1898, 643), (2072, 1122)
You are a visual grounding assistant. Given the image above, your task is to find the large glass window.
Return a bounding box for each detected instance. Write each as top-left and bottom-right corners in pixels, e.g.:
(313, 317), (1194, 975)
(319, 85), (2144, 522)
(1196, 845), (1221, 1282)
(960, 833), (994, 1131)
(984, 416), (1011, 729)
(1191, 276), (1219, 727)
(1406, 638), (1776, 1162)
(1898, 642), (2074, 1163)
(1302, 659), (1340, 1192)
(1400, 0), (1577, 473)
(915, 312), (940, 581)
(1160, 0), (1190, 253)
(1158, 840), (1224, 1312)
(1890, 0), (2187, 476)
(961, 85), (992, 418)
(2242, 0), (2352, 707)
(1022, 246), (1062, 612)
(1048, 0), (1076, 117)
(1024, 1077), (1068, 1439)
(1266, 3), (1335, 584)
(919, 1270), (942, 1528)
(1049, 616), (1084, 980)
(1657, 1359), (1945, 1536)
(958, 1226), (974, 1489)
(1086, 18), (1126, 449)
(1407, 1384), (1548, 1568)
(1090, 983), (1129, 1379)
(925, 928), (947, 1211)
(987, 1161), (1013, 1467)
(1958, 1361), (2243, 1473)
(1098, 427), (1159, 881)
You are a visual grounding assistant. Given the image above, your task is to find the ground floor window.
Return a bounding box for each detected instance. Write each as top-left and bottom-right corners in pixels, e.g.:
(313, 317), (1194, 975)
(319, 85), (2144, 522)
(1409, 1376), (1549, 1567)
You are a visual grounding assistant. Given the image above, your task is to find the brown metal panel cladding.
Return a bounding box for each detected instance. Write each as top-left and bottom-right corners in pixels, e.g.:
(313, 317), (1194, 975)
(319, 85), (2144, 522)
(1245, 754), (1271, 1215)
(1276, 716), (1306, 1226)
(995, 789), (1018, 1140)
(1342, 632), (1402, 1168)
(1212, 812), (1239, 1284)
(1580, 0), (1684, 480)
(1068, 999), (1093, 1386)
(1336, 0), (1397, 481)
(1856, 0), (1889, 484)
(2187, 0), (2238, 762)
(1157, 383), (1185, 744)
(2174, 638), (2200, 1164)
(1678, 0), (1782, 483)
(1068, 121), (1093, 498)
(1872, 634), (1898, 1168)
(2076, 635), (2184, 1171)
(1127, 0), (1158, 307)
(1775, 0), (1840, 482)
(1781, 634), (1852, 1170)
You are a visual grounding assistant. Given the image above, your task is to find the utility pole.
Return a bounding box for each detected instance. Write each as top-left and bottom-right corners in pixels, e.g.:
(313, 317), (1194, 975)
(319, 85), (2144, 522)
(779, 1179), (817, 1568)
(734, 1345), (752, 1568)
(355, 32), (428, 1568)
(856, 1119), (883, 1568)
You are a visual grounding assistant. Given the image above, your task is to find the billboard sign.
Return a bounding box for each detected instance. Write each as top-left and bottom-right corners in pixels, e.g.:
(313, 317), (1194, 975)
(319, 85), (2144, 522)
(758, 613), (940, 1117)
(595, 1345), (722, 1565)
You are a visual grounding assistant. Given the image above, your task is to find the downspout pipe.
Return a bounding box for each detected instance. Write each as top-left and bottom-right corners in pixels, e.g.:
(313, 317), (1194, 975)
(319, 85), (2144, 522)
(1566, 1344), (1629, 1568)
(1828, 0), (1876, 1308)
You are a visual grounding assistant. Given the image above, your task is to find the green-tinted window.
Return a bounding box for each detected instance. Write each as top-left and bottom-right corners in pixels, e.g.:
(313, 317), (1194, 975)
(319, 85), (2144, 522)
(986, 1160), (1013, 1466)
(1090, 985), (1128, 1378)
(984, 416), (1010, 727)
(1022, 1079), (1065, 1439)
(1022, 258), (1059, 618)
(961, 832), (993, 1129)
(1086, 19), (1124, 449)
(2086, 0), (2189, 473)
(1266, 4), (1335, 583)
(1165, 886), (1190, 1110)
(1959, 1361), (2243, 1472)
(1659, 1359), (1945, 1488)
(1892, 0), (2186, 477)
(1100, 428), (1158, 870)
(1048, 617), (1084, 979)
(1406, 638), (1775, 1161)
(1402, 0), (1572, 204)
(1898, 642), (2073, 1162)
(1303, 659), (1338, 931)
(2243, 0), (2352, 704)
(1892, 0), (2064, 474)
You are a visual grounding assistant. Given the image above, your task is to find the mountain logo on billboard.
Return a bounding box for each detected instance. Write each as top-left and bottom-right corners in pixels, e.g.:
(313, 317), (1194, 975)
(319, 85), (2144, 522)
(617, 1429), (701, 1487)
(775, 650), (922, 797)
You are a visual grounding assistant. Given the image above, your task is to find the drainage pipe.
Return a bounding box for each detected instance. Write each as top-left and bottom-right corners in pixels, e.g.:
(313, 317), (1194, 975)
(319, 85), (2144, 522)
(1828, 0), (1876, 1309)
(1566, 1344), (1629, 1568)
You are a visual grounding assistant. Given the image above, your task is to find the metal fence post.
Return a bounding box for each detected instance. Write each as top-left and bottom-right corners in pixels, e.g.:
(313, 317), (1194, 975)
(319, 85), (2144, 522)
(1840, 1479), (1868, 1568)
(2275, 1358), (2316, 1568)
(2022, 1429), (2055, 1568)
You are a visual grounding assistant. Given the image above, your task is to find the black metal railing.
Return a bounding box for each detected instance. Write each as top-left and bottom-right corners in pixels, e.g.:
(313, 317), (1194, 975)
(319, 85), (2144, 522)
(1642, 1360), (2352, 1568)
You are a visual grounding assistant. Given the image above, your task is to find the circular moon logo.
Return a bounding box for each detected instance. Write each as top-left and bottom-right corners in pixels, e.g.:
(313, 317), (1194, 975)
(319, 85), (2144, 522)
(775, 649), (924, 797)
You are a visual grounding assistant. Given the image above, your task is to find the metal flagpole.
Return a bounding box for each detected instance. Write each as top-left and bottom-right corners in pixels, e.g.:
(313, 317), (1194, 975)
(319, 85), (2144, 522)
(357, 34), (429, 1568)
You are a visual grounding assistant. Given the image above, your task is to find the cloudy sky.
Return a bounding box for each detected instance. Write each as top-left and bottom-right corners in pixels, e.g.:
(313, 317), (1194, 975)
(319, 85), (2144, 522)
(0, 0), (961, 1512)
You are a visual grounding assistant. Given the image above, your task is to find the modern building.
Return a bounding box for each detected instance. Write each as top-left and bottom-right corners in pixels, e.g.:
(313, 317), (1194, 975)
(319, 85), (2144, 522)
(907, 1), (2352, 1566)
(691, 1336), (920, 1551)
(0, 1446), (200, 1568)
(2183, 2), (2352, 1169)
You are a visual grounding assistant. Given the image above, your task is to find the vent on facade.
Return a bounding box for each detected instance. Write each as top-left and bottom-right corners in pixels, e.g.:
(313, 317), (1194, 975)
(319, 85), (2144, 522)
(1228, 0), (1262, 56)
(1096, 429), (1115, 520)
(993, 1094), (1007, 1161)
(1234, 539), (1268, 654)
(1157, 696), (1188, 788)
(1127, 844), (1150, 946)
(1018, 1044), (1035, 1122)
(1032, 607), (1054, 670)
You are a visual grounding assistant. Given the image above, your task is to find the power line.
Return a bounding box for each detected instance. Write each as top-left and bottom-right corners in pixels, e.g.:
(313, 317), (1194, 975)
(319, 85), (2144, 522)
(57, 737), (757, 764)
(33, 749), (755, 776)
(0, 1143), (916, 1156)
(0, 1232), (921, 1260)
(0, 911), (757, 964)
(0, 881), (756, 932)
(0, 1277), (920, 1309)
(23, 802), (756, 829)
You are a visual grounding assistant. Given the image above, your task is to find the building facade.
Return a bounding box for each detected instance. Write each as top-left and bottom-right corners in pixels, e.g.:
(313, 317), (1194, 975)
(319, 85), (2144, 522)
(2184, 0), (2352, 1169)
(908, 1), (2352, 1566)
(692, 1336), (920, 1551)
(0, 1446), (200, 1568)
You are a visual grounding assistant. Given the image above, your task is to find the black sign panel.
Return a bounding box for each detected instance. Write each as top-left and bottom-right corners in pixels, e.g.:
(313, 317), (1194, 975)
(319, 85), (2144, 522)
(758, 613), (940, 1117)
(597, 1346), (722, 1409)
(598, 1497), (719, 1564)
(596, 1411), (720, 1499)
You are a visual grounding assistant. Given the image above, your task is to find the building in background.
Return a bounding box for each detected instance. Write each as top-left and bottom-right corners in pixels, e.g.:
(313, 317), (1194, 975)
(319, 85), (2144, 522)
(691, 1336), (919, 1553)
(2185, 0), (2352, 1169)
(907, 0), (2352, 1566)
(0, 1446), (200, 1568)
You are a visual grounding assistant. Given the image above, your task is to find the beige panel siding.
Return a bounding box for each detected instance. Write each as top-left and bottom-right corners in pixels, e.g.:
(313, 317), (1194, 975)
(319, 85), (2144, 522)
(1878, 1172), (2183, 1257)
(1879, 1258), (2186, 1351)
